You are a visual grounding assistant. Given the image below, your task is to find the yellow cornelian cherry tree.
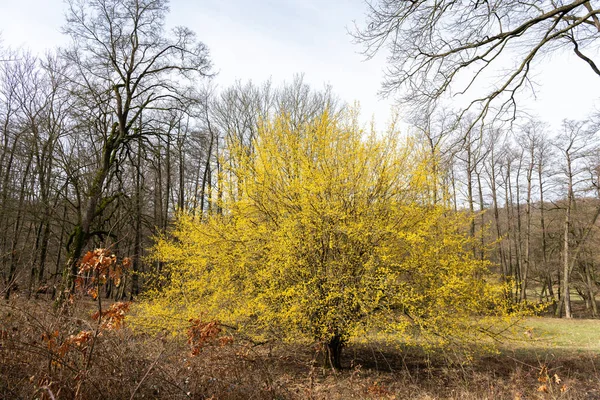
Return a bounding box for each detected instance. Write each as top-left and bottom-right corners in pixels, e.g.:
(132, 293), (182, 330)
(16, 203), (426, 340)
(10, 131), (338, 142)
(133, 110), (513, 368)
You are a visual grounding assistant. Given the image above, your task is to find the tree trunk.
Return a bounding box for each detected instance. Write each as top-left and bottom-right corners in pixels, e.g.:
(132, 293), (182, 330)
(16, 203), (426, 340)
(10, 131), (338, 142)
(560, 167), (573, 318)
(5, 150), (34, 300)
(62, 124), (119, 299)
(131, 135), (143, 298)
(164, 132), (172, 230)
(514, 154), (524, 301)
(503, 169), (514, 301)
(538, 161), (554, 306)
(325, 335), (343, 369)
(476, 171), (485, 262)
(199, 117), (215, 217)
(585, 262), (598, 318)
(488, 151), (506, 279)
(521, 147), (534, 301)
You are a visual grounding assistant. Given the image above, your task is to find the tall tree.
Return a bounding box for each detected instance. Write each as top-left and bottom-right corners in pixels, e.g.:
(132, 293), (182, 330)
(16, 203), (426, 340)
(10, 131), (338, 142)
(516, 120), (546, 300)
(57, 0), (212, 295)
(554, 119), (597, 317)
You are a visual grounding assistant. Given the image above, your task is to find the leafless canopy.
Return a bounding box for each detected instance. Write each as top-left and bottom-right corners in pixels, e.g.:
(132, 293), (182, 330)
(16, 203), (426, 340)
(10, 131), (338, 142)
(62, 0), (212, 144)
(354, 0), (600, 122)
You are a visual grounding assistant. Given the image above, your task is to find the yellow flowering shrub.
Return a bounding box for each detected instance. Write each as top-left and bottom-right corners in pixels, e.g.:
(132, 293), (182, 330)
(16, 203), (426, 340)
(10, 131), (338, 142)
(131, 110), (514, 367)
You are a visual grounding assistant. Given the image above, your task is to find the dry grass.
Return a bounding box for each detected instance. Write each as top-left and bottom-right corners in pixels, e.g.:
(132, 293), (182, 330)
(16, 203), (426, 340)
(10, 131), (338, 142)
(2, 297), (600, 399)
(0, 297), (278, 399)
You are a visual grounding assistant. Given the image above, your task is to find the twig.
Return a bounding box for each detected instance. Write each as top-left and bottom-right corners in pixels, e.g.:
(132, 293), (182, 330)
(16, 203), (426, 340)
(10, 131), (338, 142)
(40, 386), (56, 400)
(130, 350), (164, 400)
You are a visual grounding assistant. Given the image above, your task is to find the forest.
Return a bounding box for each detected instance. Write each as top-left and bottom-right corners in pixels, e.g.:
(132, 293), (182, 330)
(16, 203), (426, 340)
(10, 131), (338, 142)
(2, 0), (600, 399)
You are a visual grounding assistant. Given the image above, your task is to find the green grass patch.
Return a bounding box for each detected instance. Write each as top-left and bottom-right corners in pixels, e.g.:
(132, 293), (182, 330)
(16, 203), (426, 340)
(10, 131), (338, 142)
(509, 317), (600, 353)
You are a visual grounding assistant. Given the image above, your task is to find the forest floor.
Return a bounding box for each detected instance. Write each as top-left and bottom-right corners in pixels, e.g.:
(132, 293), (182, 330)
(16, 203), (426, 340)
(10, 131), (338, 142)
(1, 297), (600, 399)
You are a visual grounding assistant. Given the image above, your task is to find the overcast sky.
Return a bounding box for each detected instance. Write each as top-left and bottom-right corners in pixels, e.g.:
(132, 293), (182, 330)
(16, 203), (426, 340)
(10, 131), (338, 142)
(1, 0), (600, 131)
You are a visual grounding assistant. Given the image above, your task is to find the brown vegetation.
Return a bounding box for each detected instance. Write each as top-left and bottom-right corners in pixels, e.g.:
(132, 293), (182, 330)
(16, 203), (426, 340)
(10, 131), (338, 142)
(2, 297), (600, 399)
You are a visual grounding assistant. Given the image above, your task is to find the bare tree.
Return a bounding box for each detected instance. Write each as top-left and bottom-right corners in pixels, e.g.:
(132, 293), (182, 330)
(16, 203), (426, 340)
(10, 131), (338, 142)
(354, 1), (600, 122)
(410, 106), (462, 205)
(533, 126), (556, 304)
(57, 0), (212, 295)
(483, 127), (508, 279)
(274, 74), (342, 130)
(515, 119), (547, 300)
(553, 119), (598, 317)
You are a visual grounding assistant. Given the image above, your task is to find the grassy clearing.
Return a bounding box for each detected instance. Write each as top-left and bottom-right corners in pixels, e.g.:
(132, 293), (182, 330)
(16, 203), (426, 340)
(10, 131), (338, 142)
(2, 298), (600, 399)
(515, 317), (600, 352)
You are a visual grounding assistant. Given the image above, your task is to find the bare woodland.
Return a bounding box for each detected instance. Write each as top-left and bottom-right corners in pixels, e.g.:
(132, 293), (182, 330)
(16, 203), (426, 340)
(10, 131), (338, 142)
(4, 1), (600, 399)
(1, 0), (600, 317)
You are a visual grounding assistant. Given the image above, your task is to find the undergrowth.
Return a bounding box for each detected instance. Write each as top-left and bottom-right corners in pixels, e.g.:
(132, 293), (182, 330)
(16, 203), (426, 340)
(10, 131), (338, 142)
(2, 249), (600, 399)
(2, 296), (600, 399)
